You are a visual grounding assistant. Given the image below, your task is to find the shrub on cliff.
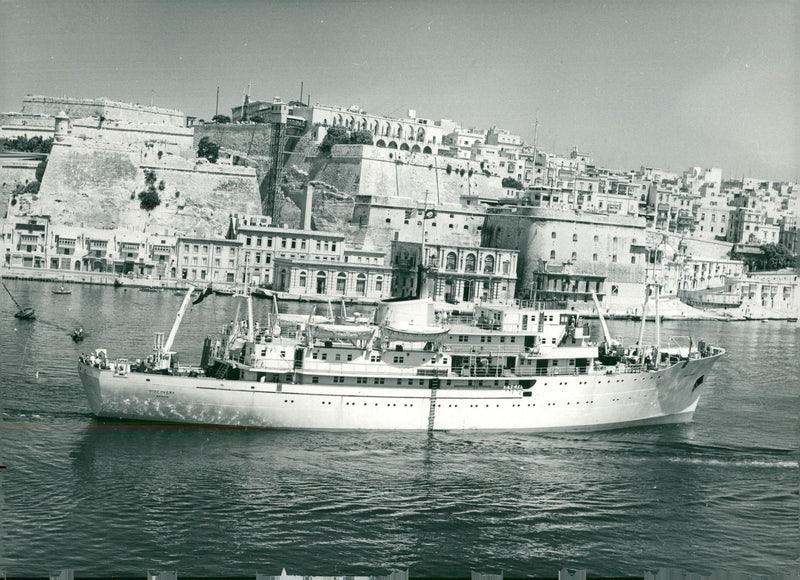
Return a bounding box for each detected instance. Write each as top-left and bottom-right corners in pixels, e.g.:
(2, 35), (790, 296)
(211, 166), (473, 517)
(197, 137), (220, 163)
(318, 126), (350, 156)
(138, 188), (161, 210)
(212, 114), (231, 124)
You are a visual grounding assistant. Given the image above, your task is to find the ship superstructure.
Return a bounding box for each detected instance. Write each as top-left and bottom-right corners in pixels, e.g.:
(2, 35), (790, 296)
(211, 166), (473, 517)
(78, 287), (724, 431)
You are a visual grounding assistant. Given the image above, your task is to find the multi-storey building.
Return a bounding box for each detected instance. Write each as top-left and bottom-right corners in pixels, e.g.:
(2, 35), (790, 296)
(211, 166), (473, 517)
(176, 236), (240, 284)
(228, 214), (348, 287)
(390, 240), (517, 303)
(272, 248), (392, 300)
(2, 215), (49, 268)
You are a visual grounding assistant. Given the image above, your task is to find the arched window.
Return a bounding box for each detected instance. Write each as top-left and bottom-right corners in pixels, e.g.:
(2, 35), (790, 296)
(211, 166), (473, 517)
(298, 271), (307, 288)
(483, 255), (495, 273)
(465, 254), (476, 272)
(446, 252), (457, 271)
(280, 269), (288, 289)
(316, 271), (327, 294)
(356, 273), (367, 295)
(375, 276), (383, 292)
(336, 272), (347, 293)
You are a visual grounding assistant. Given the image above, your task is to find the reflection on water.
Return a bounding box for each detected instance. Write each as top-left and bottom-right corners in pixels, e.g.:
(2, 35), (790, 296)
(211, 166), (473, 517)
(0, 282), (798, 576)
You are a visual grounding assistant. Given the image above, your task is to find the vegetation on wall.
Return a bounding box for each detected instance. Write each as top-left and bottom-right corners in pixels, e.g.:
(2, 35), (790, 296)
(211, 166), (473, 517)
(138, 169), (162, 210)
(349, 130), (374, 145)
(318, 126), (350, 155)
(197, 137), (220, 163)
(211, 114), (231, 124)
(1, 135), (53, 154)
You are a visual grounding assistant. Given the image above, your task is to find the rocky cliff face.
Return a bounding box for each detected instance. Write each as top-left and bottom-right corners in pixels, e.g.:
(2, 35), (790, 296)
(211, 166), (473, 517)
(12, 138), (260, 236)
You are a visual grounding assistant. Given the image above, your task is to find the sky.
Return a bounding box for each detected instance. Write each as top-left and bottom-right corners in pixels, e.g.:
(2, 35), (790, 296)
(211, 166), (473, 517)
(1, 0), (797, 181)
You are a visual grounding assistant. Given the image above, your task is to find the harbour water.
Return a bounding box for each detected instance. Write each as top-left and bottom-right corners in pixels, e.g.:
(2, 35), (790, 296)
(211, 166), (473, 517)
(0, 281), (797, 577)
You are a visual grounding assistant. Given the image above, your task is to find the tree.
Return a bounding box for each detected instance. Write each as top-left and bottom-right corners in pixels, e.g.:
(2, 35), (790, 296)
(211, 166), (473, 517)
(197, 137), (220, 163)
(250, 115), (266, 123)
(1, 135), (53, 154)
(349, 130), (373, 145)
(760, 243), (795, 270)
(318, 126), (349, 155)
(502, 177), (524, 190)
(212, 114), (231, 124)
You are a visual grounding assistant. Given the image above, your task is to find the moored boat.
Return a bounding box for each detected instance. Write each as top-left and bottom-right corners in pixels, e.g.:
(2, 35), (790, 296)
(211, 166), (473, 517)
(77, 286), (724, 431)
(3, 281), (36, 320)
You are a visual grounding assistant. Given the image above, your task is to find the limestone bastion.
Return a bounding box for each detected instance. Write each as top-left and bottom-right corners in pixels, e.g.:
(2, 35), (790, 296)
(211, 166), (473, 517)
(10, 136), (261, 237)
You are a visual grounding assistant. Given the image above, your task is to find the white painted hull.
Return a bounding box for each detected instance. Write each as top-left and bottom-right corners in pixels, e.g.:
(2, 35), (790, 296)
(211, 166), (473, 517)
(78, 353), (722, 431)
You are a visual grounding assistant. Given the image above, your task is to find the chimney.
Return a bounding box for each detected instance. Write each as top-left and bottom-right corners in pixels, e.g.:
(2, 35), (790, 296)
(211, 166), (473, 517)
(302, 183), (314, 230)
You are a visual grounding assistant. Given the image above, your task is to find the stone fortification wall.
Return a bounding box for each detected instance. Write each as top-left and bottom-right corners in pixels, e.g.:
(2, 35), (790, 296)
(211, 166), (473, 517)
(0, 157), (41, 217)
(194, 123), (275, 157)
(15, 138), (260, 236)
(21, 96), (186, 127)
(68, 118), (195, 156)
(0, 114), (55, 140)
(311, 145), (504, 204)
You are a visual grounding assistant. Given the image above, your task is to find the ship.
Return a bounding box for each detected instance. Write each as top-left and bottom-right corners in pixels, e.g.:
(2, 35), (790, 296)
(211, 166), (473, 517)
(77, 286), (724, 431)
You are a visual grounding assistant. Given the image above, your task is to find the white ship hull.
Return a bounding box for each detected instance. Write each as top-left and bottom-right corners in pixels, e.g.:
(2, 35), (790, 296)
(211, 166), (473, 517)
(78, 353), (721, 432)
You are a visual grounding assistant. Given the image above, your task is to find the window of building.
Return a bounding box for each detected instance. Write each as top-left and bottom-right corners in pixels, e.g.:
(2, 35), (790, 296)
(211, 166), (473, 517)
(571, 252), (577, 261)
(593, 253), (598, 261)
(483, 255), (495, 273)
(356, 273), (366, 295)
(446, 252), (457, 270)
(612, 254), (618, 263)
(376, 276), (383, 292)
(550, 250), (556, 260)
(465, 254), (476, 272)
(572, 233), (578, 242)
(631, 256), (636, 264)
(593, 235), (599, 243)
(299, 271), (307, 287)
(336, 273), (346, 293)
(551, 232), (557, 239)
